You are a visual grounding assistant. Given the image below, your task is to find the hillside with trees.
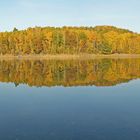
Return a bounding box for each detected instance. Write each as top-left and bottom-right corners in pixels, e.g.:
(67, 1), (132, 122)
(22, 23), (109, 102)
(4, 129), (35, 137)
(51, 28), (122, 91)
(0, 26), (140, 55)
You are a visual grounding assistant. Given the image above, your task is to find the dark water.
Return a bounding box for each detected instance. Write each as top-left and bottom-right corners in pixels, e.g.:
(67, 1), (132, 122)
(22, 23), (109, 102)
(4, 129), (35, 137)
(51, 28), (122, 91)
(0, 58), (140, 140)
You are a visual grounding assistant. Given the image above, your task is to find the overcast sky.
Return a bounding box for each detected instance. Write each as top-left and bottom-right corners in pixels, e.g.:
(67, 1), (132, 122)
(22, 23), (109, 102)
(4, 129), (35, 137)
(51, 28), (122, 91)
(0, 0), (139, 32)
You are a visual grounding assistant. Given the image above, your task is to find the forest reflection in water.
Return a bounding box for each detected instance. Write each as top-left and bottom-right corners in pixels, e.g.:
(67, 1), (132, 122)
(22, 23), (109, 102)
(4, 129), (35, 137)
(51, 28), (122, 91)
(0, 58), (140, 87)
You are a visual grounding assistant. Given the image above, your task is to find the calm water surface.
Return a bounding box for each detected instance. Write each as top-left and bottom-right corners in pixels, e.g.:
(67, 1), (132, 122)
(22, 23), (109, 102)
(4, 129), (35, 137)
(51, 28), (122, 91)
(0, 58), (140, 140)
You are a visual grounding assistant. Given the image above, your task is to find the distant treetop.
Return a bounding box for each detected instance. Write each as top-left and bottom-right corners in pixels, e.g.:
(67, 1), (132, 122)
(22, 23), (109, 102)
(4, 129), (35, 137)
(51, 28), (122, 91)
(13, 27), (18, 32)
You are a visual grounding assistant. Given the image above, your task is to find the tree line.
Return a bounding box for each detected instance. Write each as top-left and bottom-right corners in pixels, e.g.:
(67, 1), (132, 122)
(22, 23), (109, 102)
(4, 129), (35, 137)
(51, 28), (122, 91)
(0, 26), (140, 55)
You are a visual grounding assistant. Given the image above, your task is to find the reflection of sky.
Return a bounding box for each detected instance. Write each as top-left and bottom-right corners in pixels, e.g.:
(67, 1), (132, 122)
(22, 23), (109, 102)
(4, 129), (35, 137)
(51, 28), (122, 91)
(0, 0), (140, 32)
(0, 79), (140, 94)
(0, 79), (140, 139)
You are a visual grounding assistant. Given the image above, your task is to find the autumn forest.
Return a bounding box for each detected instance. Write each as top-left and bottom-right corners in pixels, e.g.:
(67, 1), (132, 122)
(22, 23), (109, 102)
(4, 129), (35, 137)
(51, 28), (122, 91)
(0, 26), (140, 55)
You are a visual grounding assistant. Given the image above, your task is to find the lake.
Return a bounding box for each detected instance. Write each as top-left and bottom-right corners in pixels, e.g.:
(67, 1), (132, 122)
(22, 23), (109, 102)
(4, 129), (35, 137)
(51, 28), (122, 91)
(0, 58), (140, 140)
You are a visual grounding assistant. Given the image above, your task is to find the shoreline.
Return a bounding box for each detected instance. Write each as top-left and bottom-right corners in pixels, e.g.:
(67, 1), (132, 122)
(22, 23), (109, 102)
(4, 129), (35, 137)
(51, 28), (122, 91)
(0, 54), (140, 60)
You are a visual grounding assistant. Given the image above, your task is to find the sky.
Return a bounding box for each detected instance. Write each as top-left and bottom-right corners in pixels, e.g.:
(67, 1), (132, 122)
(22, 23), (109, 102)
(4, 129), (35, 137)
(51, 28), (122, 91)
(0, 0), (140, 32)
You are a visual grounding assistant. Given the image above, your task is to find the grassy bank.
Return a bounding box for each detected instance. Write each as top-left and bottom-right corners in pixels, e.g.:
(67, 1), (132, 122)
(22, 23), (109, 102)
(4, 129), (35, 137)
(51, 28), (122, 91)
(0, 54), (140, 60)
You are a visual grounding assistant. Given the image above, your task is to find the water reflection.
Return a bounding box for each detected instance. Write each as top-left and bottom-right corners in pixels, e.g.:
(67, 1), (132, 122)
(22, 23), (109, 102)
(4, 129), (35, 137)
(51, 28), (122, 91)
(0, 58), (140, 87)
